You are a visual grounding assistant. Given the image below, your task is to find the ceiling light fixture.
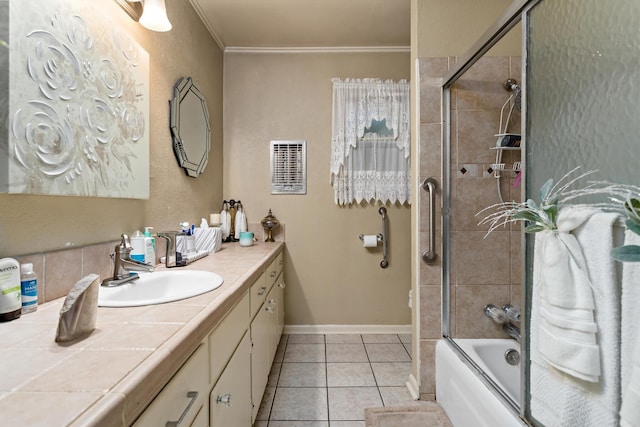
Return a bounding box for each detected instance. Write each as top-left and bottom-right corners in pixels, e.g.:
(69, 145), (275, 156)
(116, 0), (172, 32)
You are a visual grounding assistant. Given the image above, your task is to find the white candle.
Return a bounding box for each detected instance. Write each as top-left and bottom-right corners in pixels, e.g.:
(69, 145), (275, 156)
(210, 213), (221, 225)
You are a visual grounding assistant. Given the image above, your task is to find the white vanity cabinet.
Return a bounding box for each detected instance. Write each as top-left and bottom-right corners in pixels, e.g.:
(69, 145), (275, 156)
(132, 344), (209, 427)
(250, 252), (285, 423)
(131, 248), (284, 427)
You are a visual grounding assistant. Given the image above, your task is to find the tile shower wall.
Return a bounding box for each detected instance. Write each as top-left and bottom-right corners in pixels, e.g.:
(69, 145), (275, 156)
(418, 56), (522, 399)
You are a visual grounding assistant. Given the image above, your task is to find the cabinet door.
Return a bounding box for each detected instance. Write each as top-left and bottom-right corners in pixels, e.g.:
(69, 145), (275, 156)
(273, 276), (285, 339)
(250, 302), (272, 423)
(210, 331), (252, 427)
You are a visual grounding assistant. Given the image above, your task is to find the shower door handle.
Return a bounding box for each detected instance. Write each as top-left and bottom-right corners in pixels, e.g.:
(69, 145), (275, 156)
(421, 178), (438, 264)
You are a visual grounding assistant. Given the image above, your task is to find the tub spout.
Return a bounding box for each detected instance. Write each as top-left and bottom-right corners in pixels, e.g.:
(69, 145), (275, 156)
(503, 322), (521, 343)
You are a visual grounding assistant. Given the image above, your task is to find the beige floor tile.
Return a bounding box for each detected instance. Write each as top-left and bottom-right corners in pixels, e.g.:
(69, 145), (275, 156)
(378, 386), (425, 407)
(399, 334), (412, 344)
(327, 363), (376, 387)
(287, 334), (325, 344)
(325, 334), (362, 344)
(330, 422), (365, 427)
(278, 362), (326, 387)
(268, 422), (329, 427)
(268, 362), (282, 386)
(270, 387), (328, 421)
(256, 386), (275, 421)
(326, 343), (367, 362)
(283, 344), (325, 363)
(328, 387), (382, 421)
(362, 334), (401, 344)
(371, 362), (412, 386)
(365, 343), (411, 362)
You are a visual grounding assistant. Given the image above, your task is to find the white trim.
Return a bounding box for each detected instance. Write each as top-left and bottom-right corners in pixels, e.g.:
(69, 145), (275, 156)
(189, 0), (227, 51)
(283, 324), (412, 335)
(406, 374), (420, 400)
(224, 46), (411, 54)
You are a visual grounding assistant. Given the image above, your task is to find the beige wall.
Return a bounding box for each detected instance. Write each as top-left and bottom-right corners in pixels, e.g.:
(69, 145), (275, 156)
(0, 0), (223, 258)
(224, 52), (411, 326)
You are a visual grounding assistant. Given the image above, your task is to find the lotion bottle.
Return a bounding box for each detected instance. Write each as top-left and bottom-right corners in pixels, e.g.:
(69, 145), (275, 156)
(0, 258), (22, 321)
(143, 227), (156, 265)
(20, 263), (38, 314)
(130, 230), (145, 262)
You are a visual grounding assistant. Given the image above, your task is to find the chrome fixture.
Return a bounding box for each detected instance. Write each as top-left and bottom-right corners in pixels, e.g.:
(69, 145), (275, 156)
(101, 234), (155, 287)
(484, 304), (507, 324)
(505, 348), (520, 366)
(114, 0), (172, 32)
(421, 177), (438, 264)
(502, 304), (521, 323)
(157, 231), (187, 268)
(358, 206), (389, 268)
(503, 322), (521, 343)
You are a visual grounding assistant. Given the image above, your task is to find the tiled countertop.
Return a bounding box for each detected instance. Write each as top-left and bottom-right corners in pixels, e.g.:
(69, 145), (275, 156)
(0, 241), (284, 427)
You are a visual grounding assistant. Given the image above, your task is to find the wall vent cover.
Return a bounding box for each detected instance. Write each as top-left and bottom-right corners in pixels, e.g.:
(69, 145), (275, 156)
(270, 140), (307, 194)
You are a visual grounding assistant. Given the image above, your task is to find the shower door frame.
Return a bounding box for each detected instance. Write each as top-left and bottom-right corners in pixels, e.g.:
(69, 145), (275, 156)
(437, 0), (539, 418)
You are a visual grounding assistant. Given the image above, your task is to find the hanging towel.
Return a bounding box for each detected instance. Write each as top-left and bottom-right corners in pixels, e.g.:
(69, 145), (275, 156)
(234, 206), (247, 239)
(620, 230), (640, 427)
(531, 208), (621, 427)
(220, 208), (229, 240)
(537, 206), (600, 382)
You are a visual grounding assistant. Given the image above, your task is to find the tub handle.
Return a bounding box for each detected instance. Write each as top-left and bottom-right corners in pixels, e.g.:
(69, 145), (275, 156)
(421, 178), (438, 264)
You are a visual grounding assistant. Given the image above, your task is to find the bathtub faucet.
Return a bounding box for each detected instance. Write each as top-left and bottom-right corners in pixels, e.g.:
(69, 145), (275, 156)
(503, 322), (521, 343)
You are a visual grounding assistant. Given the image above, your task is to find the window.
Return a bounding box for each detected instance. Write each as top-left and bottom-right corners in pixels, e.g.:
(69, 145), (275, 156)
(330, 78), (410, 205)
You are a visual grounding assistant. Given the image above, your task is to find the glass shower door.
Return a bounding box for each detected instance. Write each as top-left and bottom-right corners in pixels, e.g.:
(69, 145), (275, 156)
(525, 0), (640, 425)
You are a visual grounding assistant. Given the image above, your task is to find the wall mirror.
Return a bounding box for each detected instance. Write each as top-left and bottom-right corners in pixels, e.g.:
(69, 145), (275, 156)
(170, 77), (211, 178)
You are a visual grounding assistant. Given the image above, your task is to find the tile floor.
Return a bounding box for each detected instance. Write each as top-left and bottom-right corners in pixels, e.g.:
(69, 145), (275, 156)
(254, 333), (425, 427)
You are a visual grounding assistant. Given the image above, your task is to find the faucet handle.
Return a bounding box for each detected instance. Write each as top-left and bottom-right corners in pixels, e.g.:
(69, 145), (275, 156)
(484, 304), (507, 324)
(502, 304), (521, 323)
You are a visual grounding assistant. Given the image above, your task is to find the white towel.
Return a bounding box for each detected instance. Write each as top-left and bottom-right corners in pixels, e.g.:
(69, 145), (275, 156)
(220, 208), (229, 240)
(531, 208), (621, 426)
(234, 207), (247, 239)
(537, 206), (600, 382)
(620, 230), (640, 427)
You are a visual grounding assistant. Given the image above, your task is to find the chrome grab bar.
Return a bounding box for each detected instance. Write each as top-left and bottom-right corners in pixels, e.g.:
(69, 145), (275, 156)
(379, 207), (388, 269)
(421, 178), (438, 264)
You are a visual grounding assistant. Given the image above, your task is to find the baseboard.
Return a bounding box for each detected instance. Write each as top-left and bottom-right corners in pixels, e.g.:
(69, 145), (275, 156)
(283, 324), (412, 335)
(406, 374), (420, 400)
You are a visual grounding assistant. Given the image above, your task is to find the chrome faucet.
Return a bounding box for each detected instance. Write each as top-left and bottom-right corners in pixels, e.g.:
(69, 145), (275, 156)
(484, 304), (507, 324)
(157, 231), (187, 268)
(101, 234), (155, 287)
(502, 304), (521, 323)
(503, 322), (521, 343)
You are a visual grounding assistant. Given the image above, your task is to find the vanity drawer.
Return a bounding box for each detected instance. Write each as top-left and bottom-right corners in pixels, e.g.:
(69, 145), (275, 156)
(133, 343), (208, 427)
(209, 291), (250, 384)
(249, 272), (267, 320)
(266, 252), (283, 287)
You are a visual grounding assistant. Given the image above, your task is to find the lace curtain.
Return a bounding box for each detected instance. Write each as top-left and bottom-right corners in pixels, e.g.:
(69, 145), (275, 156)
(330, 78), (411, 205)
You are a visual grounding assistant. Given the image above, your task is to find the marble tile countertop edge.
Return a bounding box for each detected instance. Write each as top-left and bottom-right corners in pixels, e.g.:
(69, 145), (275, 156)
(0, 241), (284, 427)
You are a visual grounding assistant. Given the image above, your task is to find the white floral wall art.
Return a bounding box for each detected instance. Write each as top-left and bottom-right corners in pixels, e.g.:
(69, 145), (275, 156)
(1, 0), (149, 198)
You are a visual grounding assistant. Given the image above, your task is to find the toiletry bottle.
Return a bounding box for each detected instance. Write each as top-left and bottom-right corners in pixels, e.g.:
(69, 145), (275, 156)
(0, 258), (22, 321)
(143, 227), (156, 265)
(20, 263), (37, 314)
(130, 230), (145, 262)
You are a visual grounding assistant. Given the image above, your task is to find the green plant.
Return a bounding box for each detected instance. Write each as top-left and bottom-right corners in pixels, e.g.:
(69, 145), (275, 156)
(477, 167), (640, 264)
(611, 196), (640, 262)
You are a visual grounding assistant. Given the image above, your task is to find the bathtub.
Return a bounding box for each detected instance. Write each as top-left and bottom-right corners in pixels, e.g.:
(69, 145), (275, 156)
(436, 339), (527, 427)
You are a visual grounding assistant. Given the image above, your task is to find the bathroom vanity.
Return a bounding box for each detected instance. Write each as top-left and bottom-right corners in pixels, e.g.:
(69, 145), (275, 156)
(0, 241), (284, 426)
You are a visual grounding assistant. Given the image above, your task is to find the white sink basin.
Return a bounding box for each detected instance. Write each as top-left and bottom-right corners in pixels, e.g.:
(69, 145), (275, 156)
(98, 270), (224, 307)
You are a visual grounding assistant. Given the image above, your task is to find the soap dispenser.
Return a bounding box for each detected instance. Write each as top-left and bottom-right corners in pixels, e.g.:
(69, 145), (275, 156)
(130, 230), (145, 262)
(143, 227), (156, 265)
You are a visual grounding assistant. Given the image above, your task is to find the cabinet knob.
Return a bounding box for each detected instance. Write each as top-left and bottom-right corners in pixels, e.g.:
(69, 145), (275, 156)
(166, 391), (198, 427)
(268, 298), (277, 304)
(266, 306), (275, 313)
(278, 282), (286, 289)
(216, 393), (232, 407)
(257, 286), (267, 296)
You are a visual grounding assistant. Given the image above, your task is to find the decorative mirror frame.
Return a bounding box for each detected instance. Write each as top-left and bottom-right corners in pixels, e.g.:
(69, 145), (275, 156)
(169, 77), (211, 178)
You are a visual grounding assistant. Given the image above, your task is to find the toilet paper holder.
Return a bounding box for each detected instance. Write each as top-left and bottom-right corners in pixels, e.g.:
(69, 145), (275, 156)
(358, 207), (389, 269)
